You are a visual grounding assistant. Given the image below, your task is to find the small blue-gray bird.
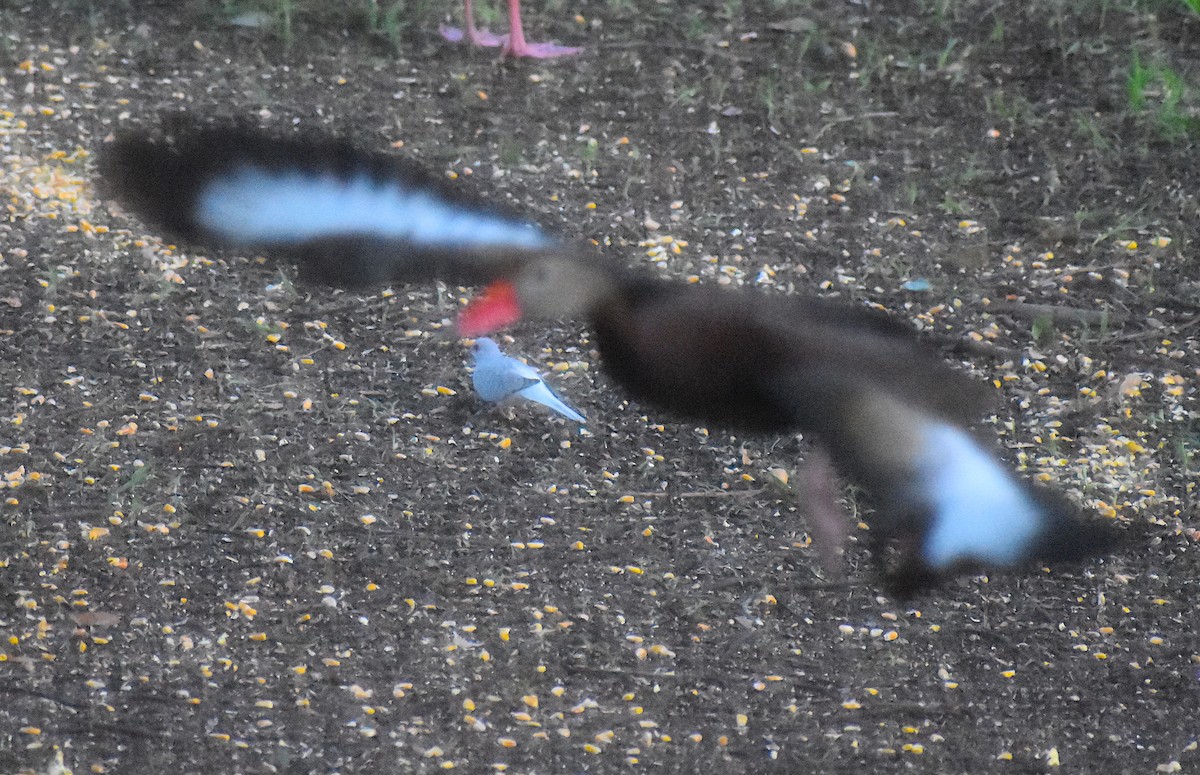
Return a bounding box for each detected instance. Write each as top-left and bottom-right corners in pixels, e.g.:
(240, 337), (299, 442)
(469, 338), (585, 424)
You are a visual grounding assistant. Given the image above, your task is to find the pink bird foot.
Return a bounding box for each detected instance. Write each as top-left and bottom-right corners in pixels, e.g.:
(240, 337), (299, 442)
(442, 0), (581, 59)
(438, 24), (506, 48)
(503, 31), (581, 59)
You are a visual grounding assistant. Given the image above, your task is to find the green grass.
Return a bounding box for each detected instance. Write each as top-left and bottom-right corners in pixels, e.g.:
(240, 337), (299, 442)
(577, 137), (600, 174)
(938, 192), (967, 216)
(1128, 50), (1200, 139)
(757, 75), (777, 129)
(683, 10), (709, 41)
(935, 37), (959, 70)
(1171, 430), (1196, 481)
(1073, 109), (1113, 153)
(113, 463), (153, 519)
(670, 84), (700, 109)
(365, 0), (426, 52)
(215, 0), (436, 52)
(1030, 315), (1056, 348)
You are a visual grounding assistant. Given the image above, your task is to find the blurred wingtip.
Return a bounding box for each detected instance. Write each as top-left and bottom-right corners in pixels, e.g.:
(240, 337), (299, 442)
(98, 130), (198, 238)
(1032, 492), (1126, 563)
(879, 500), (1124, 601)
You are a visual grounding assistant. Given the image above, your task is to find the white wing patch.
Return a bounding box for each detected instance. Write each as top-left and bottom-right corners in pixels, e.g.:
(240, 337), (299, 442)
(196, 166), (550, 249)
(916, 422), (1043, 568)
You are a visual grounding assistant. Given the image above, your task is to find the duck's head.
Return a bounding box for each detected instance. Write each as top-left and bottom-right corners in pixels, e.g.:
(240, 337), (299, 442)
(458, 254), (617, 335)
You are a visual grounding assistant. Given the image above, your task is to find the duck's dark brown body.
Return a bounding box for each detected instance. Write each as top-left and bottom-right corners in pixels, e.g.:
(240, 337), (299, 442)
(590, 277), (985, 437)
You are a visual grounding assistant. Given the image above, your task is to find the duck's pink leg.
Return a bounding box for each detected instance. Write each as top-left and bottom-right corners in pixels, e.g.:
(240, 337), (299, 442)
(501, 0), (581, 58)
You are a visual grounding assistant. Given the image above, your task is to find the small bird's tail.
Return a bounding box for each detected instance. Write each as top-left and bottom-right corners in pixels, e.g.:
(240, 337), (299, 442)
(518, 381), (586, 424)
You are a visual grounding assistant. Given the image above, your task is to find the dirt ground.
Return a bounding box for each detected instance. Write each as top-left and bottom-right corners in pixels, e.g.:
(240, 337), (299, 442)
(1, 1), (1198, 772)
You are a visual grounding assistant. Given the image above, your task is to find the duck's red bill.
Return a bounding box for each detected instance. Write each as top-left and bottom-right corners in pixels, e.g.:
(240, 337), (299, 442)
(458, 281), (522, 336)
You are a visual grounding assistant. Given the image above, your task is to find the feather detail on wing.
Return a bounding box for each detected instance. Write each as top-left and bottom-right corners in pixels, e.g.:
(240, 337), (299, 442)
(99, 124), (561, 288)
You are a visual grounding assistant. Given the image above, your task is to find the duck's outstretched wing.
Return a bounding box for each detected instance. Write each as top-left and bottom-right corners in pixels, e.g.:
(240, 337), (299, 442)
(779, 378), (1122, 598)
(743, 297), (1120, 596)
(99, 124), (561, 287)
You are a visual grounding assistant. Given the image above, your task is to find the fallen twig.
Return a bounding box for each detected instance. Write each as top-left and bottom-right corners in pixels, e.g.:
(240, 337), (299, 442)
(989, 301), (1128, 326)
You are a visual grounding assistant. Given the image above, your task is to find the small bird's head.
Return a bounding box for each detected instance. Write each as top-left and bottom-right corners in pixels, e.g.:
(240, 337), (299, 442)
(470, 337), (501, 361)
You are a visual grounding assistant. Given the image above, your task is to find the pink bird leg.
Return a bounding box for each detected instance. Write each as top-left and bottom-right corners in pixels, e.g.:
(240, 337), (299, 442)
(439, 0), (581, 58)
(439, 0), (506, 47)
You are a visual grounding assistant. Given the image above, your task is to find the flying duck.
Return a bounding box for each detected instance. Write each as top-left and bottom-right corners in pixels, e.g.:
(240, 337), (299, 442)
(98, 124), (1120, 596)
